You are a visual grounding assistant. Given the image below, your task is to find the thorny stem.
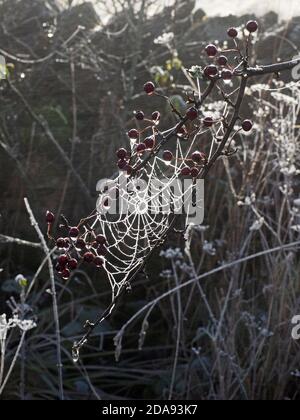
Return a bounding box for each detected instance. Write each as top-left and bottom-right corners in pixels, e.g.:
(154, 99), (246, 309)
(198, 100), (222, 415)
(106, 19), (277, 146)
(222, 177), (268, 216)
(24, 198), (64, 400)
(73, 56), (300, 359)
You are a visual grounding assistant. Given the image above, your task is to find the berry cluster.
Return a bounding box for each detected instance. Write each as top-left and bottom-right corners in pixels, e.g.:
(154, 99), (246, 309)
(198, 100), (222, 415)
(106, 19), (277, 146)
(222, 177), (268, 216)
(203, 20), (259, 83)
(46, 212), (107, 280)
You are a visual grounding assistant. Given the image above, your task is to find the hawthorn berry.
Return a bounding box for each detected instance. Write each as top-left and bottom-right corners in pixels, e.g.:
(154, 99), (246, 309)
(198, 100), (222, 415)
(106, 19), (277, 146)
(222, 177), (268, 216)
(75, 238), (86, 250)
(94, 256), (104, 268)
(83, 252), (95, 263)
(144, 82), (155, 95)
(46, 211), (55, 224)
(203, 117), (214, 127)
(118, 159), (128, 170)
(187, 107), (198, 121)
(218, 55), (228, 66)
(96, 234), (107, 245)
(227, 27), (238, 38)
(191, 168), (200, 178)
(204, 65), (218, 78)
(221, 69), (233, 80)
(116, 148), (127, 159)
(128, 129), (139, 140)
(144, 136), (155, 150)
(242, 119), (253, 132)
(58, 255), (69, 266)
(136, 143), (146, 154)
(56, 238), (65, 249)
(134, 110), (145, 121)
(191, 151), (205, 163)
(68, 259), (78, 270)
(69, 227), (79, 238)
(163, 150), (173, 162)
(181, 167), (191, 176)
(205, 44), (218, 57)
(61, 268), (71, 280)
(246, 20), (258, 33)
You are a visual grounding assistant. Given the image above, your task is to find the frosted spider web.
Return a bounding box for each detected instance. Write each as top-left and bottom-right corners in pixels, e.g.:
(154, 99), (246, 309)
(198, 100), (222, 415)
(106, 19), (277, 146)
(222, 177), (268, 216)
(89, 129), (207, 302)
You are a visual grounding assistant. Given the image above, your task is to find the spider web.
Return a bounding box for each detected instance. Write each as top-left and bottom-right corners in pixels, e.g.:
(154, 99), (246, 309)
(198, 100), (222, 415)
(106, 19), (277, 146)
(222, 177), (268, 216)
(88, 129), (206, 302)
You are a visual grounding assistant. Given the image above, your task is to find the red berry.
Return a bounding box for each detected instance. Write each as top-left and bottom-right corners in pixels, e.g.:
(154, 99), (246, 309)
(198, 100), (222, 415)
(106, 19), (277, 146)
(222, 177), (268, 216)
(46, 211), (55, 224)
(227, 27), (238, 38)
(242, 119), (253, 132)
(187, 107), (198, 121)
(144, 81), (155, 95)
(163, 150), (173, 162)
(221, 69), (233, 80)
(134, 110), (144, 121)
(75, 238), (86, 250)
(246, 20), (258, 33)
(144, 136), (155, 150)
(191, 151), (206, 163)
(83, 252), (94, 263)
(128, 129), (139, 139)
(61, 268), (71, 280)
(58, 255), (69, 266)
(203, 117), (214, 127)
(68, 259), (78, 270)
(205, 44), (218, 57)
(204, 65), (218, 78)
(152, 111), (161, 122)
(136, 143), (146, 154)
(96, 234), (107, 245)
(94, 257), (104, 268)
(116, 148), (127, 159)
(218, 55), (228, 66)
(56, 238), (65, 249)
(118, 159), (128, 170)
(181, 166), (191, 176)
(191, 168), (200, 178)
(69, 227), (79, 238)
(97, 245), (107, 256)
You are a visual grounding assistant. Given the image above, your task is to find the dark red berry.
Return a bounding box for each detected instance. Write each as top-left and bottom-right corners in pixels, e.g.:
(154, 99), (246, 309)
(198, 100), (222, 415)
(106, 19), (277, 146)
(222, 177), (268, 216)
(136, 143), (146, 154)
(203, 117), (214, 127)
(204, 65), (218, 78)
(97, 245), (107, 256)
(68, 259), (78, 270)
(118, 159), (128, 170)
(46, 211), (55, 224)
(144, 81), (155, 95)
(61, 268), (71, 280)
(128, 129), (139, 139)
(221, 69), (233, 80)
(187, 107), (198, 121)
(191, 151), (206, 163)
(56, 238), (65, 249)
(94, 257), (104, 268)
(218, 55), (228, 66)
(116, 148), (127, 159)
(75, 238), (86, 250)
(83, 252), (94, 263)
(134, 110), (144, 121)
(181, 167), (191, 176)
(144, 136), (155, 150)
(205, 44), (218, 57)
(227, 27), (238, 38)
(242, 119), (253, 132)
(191, 168), (200, 178)
(69, 227), (79, 238)
(246, 20), (258, 33)
(96, 234), (107, 245)
(163, 150), (173, 162)
(152, 111), (161, 122)
(58, 255), (69, 266)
